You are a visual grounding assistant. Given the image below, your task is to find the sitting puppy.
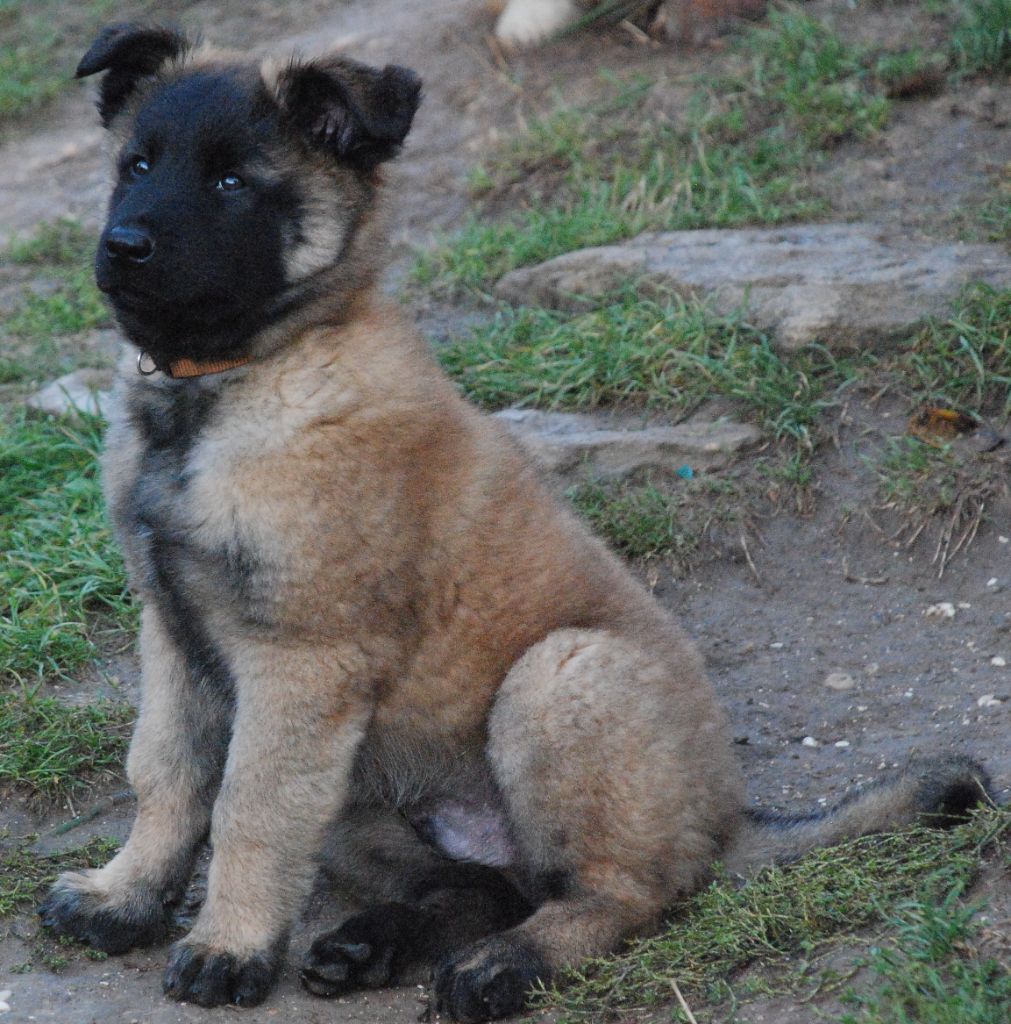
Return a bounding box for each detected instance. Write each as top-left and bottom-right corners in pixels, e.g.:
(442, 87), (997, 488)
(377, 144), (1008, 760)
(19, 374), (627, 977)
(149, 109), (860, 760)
(40, 24), (991, 1022)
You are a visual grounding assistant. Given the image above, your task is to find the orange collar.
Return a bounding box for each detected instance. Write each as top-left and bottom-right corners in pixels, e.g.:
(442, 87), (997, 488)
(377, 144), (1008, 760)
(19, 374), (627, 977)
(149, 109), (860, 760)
(137, 352), (252, 379)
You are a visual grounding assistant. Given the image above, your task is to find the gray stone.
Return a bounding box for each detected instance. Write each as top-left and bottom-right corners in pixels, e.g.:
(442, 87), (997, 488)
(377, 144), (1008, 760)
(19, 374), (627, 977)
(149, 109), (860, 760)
(494, 224), (1011, 351)
(494, 407), (761, 480)
(27, 368), (113, 419)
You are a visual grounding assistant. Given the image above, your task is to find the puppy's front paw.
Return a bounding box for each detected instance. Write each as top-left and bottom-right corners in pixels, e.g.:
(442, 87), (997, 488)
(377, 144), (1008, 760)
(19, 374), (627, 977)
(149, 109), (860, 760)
(433, 937), (548, 1023)
(163, 940), (280, 1007)
(39, 871), (170, 954)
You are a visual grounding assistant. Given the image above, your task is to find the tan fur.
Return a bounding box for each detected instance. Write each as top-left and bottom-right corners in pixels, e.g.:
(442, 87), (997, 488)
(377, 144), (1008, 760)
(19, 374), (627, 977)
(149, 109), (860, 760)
(45, 36), (990, 1016)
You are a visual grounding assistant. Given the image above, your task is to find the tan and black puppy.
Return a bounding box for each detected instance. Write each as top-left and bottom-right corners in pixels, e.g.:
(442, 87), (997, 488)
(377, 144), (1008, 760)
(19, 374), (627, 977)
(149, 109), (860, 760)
(40, 23), (992, 1021)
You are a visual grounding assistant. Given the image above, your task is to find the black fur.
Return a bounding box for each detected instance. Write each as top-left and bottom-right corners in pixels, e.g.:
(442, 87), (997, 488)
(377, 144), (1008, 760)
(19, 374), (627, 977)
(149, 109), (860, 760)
(76, 22), (188, 126)
(122, 385), (235, 692)
(95, 69), (301, 367)
(163, 940), (283, 1008)
(38, 883), (171, 954)
(301, 862), (533, 999)
(276, 58), (422, 171)
(743, 754), (994, 833)
(433, 937), (549, 1024)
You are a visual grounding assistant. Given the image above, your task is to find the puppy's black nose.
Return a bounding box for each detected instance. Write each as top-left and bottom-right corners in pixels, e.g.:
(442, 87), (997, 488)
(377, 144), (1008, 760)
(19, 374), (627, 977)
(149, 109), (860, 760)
(105, 226), (155, 263)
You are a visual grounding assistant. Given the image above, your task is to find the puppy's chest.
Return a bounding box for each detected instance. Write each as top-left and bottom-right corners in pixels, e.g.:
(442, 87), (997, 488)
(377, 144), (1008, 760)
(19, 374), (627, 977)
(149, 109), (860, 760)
(114, 386), (279, 633)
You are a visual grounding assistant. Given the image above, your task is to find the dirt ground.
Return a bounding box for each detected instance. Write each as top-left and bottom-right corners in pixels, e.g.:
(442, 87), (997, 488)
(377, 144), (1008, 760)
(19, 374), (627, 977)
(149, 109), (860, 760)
(0, 0), (1009, 1022)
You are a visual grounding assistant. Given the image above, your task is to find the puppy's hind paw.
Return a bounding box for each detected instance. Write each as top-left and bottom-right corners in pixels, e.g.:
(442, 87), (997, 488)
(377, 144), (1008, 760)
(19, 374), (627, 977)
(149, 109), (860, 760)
(300, 903), (433, 998)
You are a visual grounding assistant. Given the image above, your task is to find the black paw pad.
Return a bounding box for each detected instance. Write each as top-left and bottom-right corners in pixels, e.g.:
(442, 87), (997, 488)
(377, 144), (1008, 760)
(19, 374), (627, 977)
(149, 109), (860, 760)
(301, 903), (432, 998)
(163, 942), (280, 1007)
(38, 881), (169, 954)
(433, 939), (548, 1023)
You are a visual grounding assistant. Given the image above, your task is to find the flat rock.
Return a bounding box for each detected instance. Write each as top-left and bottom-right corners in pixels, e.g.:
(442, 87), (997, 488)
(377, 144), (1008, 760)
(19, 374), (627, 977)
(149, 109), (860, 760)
(494, 407), (761, 480)
(494, 224), (1011, 351)
(27, 368), (112, 419)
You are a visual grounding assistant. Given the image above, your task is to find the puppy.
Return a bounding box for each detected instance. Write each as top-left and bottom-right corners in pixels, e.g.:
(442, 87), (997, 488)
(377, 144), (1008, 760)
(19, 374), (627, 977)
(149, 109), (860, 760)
(40, 24), (992, 1022)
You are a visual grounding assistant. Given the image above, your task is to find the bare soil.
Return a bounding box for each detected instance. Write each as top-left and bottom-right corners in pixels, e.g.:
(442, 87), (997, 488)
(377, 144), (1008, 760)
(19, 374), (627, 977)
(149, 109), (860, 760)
(1, 1), (1009, 1022)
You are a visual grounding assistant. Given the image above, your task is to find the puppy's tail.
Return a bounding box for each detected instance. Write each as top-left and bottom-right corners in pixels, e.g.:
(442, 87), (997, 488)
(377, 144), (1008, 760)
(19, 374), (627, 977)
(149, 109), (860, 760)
(721, 754), (995, 877)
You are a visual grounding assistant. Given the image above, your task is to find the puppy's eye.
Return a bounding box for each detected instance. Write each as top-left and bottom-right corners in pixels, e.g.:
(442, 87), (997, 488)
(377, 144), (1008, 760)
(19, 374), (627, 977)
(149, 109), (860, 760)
(216, 173), (245, 192)
(129, 156), (151, 176)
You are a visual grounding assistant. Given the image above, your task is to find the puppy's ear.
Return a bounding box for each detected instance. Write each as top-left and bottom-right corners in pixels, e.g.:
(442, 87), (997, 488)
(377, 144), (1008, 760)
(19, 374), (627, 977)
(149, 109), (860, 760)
(273, 57), (422, 171)
(77, 23), (189, 126)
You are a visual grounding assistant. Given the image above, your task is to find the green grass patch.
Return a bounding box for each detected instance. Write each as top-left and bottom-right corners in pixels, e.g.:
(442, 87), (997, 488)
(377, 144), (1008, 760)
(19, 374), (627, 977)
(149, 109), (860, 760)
(744, 7), (890, 148)
(894, 284), (1011, 420)
(867, 285), (1010, 559)
(415, 8), (891, 294)
(0, 412), (132, 685)
(8, 217), (99, 268)
(0, 0), (115, 123)
(543, 806), (1010, 1020)
(1, 219), (111, 388)
(568, 475), (746, 567)
(439, 296), (857, 451)
(0, 834), (120, 918)
(0, 689), (132, 800)
(951, 0), (1011, 76)
(840, 891), (1011, 1024)
(0, 0), (202, 126)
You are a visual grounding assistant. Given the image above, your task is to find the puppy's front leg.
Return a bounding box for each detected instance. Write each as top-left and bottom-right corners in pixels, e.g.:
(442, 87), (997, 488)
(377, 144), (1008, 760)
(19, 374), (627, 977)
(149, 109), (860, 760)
(163, 641), (373, 1008)
(41, 607), (230, 952)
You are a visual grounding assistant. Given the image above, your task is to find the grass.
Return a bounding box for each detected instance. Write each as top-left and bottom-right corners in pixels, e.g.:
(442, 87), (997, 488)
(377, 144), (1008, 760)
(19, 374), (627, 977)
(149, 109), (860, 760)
(542, 805), (1010, 1020)
(866, 285), (1011, 565)
(438, 295), (857, 450)
(1, 219), (112, 390)
(0, 689), (132, 800)
(0, 834), (120, 919)
(951, 0), (1011, 76)
(0, 0), (115, 123)
(568, 475), (748, 567)
(0, 412), (133, 685)
(0, 0), (203, 126)
(894, 284), (1011, 419)
(840, 892), (1011, 1024)
(415, 8), (892, 294)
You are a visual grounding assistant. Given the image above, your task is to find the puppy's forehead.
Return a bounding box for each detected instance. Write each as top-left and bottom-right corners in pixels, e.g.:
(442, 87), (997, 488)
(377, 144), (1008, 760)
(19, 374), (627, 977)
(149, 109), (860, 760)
(132, 67), (272, 151)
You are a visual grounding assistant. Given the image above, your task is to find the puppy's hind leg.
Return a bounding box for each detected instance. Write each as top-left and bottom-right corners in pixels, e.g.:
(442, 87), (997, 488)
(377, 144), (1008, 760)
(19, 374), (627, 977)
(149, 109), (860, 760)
(433, 627), (743, 1023)
(40, 607), (231, 953)
(302, 809), (532, 999)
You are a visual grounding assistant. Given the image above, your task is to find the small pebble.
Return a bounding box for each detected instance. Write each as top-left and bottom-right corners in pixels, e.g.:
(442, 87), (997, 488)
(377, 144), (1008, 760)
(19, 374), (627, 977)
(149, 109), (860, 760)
(924, 602), (956, 619)
(824, 671), (855, 691)
(987, 577), (999, 587)
(834, 740), (851, 748)
(977, 694), (1003, 708)
(992, 656), (1007, 667)
(802, 736), (820, 748)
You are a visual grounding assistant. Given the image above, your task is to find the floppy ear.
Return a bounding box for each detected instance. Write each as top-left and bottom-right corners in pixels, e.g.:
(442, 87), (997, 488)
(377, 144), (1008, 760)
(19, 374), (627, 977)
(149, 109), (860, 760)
(76, 23), (189, 126)
(273, 57), (422, 171)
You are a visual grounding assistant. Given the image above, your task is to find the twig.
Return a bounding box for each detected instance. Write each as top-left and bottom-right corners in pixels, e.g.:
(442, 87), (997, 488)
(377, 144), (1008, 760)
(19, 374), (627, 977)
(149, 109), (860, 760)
(669, 978), (700, 1024)
(740, 532), (761, 585)
(49, 790), (133, 836)
(619, 18), (652, 44)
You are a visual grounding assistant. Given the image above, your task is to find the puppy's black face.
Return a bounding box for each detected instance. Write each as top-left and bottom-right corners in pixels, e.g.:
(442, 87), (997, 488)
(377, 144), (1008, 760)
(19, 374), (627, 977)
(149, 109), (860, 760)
(98, 70), (298, 362)
(78, 24), (423, 369)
